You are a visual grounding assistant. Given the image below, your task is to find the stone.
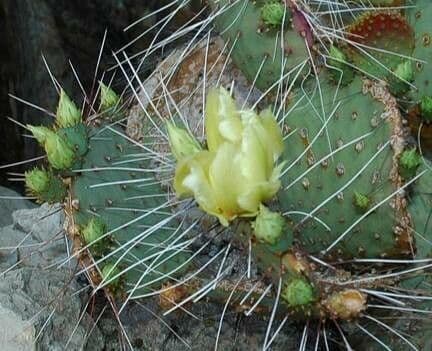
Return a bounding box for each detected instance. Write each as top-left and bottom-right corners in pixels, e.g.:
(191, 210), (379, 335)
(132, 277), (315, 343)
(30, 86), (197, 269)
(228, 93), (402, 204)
(0, 186), (35, 227)
(0, 267), (104, 351)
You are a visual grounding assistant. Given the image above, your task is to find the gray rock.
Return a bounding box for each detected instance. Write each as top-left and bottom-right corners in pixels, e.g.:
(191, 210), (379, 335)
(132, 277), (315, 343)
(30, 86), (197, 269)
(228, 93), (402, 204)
(11, 203), (74, 267)
(0, 205), (105, 350)
(0, 186), (35, 227)
(0, 225), (38, 270)
(0, 267), (104, 351)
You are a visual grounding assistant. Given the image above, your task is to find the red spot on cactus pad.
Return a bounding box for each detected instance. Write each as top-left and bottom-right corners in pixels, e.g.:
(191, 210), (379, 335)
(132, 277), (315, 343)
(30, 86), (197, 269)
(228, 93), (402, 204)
(345, 11), (414, 78)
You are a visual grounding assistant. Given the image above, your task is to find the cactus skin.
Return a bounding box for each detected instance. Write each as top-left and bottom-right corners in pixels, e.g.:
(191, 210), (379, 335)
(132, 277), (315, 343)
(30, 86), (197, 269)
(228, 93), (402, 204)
(26, 90), (194, 297)
(407, 0), (432, 119)
(69, 125), (192, 296)
(345, 11), (414, 82)
(209, 0), (309, 92)
(276, 76), (413, 259)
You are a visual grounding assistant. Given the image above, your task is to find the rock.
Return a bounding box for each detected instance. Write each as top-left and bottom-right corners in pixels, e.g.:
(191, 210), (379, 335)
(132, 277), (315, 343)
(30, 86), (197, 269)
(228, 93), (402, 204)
(0, 204), (105, 350)
(0, 225), (38, 270)
(0, 267), (104, 351)
(0, 186), (35, 227)
(11, 203), (73, 267)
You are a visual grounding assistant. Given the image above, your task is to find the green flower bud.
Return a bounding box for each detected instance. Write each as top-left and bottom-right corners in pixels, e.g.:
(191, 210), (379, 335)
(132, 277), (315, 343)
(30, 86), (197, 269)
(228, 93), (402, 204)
(167, 121), (202, 161)
(25, 168), (50, 194)
(56, 89), (81, 128)
(261, 1), (286, 26)
(27, 125), (52, 145)
(24, 168), (67, 203)
(44, 132), (76, 170)
(399, 148), (422, 179)
(82, 217), (106, 246)
(252, 205), (285, 245)
(281, 278), (315, 307)
(101, 263), (122, 292)
(100, 82), (121, 111)
(353, 191), (370, 213)
(329, 45), (347, 65)
(394, 61), (414, 82)
(420, 95), (432, 122)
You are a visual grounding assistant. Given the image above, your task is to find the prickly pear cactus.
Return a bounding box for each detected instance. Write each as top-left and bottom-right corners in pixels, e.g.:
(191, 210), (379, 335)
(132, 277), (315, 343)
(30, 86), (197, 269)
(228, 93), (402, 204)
(279, 75), (413, 259)
(25, 88), (193, 298)
(11, 0), (432, 349)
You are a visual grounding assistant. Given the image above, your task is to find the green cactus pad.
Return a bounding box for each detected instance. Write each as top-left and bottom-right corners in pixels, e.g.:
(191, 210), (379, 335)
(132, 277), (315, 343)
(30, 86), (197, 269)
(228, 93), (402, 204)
(69, 125), (193, 296)
(278, 76), (413, 259)
(407, 0), (432, 119)
(209, 0), (309, 92)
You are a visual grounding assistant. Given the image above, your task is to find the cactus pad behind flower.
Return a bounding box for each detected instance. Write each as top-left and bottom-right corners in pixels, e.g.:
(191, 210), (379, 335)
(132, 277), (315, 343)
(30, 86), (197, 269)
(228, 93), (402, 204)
(209, 0), (309, 92)
(278, 75), (414, 259)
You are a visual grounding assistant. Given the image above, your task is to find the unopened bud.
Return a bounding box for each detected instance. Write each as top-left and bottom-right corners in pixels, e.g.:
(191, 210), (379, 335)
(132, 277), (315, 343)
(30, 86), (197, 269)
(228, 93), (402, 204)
(281, 278), (315, 307)
(100, 82), (121, 111)
(56, 90), (81, 128)
(44, 132), (75, 169)
(27, 125), (52, 145)
(252, 205), (285, 245)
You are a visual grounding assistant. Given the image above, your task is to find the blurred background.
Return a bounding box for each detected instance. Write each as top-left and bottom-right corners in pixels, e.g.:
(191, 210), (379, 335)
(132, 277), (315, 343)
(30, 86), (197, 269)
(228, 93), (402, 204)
(0, 0), (200, 191)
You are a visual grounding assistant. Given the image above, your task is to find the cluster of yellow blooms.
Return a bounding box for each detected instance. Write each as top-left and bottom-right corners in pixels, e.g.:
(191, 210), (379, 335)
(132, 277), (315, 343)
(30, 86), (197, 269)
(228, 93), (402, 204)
(167, 87), (284, 226)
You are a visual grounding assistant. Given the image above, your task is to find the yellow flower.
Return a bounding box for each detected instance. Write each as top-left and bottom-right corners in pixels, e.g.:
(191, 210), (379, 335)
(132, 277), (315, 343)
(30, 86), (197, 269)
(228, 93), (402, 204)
(171, 87), (284, 226)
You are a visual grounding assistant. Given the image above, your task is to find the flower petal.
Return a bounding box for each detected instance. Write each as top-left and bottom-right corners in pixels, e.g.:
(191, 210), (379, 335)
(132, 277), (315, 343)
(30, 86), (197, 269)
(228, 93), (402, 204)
(205, 87), (241, 151)
(208, 142), (245, 222)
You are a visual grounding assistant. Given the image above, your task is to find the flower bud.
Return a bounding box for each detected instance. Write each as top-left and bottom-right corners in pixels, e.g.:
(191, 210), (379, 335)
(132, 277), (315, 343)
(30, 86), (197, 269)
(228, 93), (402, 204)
(101, 263), (122, 292)
(25, 168), (66, 203)
(252, 205), (285, 245)
(44, 132), (76, 170)
(82, 218), (106, 247)
(420, 95), (432, 121)
(281, 278), (315, 307)
(399, 148), (422, 179)
(328, 45), (354, 84)
(394, 60), (414, 82)
(25, 168), (50, 194)
(167, 121), (202, 161)
(261, 1), (286, 26)
(27, 125), (52, 145)
(324, 289), (366, 320)
(56, 89), (81, 128)
(100, 82), (121, 111)
(353, 191), (370, 213)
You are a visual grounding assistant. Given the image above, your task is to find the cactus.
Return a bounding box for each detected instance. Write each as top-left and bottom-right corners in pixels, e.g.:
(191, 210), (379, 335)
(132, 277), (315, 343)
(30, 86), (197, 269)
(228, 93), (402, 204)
(9, 0), (432, 349)
(25, 89), (194, 297)
(278, 75), (413, 259)
(208, 0), (310, 92)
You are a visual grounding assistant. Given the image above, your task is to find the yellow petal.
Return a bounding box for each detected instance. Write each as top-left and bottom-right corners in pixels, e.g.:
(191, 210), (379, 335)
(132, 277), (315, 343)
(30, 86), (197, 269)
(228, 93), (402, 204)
(208, 142), (245, 222)
(205, 87), (241, 152)
(257, 108), (284, 160)
(240, 120), (268, 183)
(237, 180), (281, 213)
(174, 151), (213, 197)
